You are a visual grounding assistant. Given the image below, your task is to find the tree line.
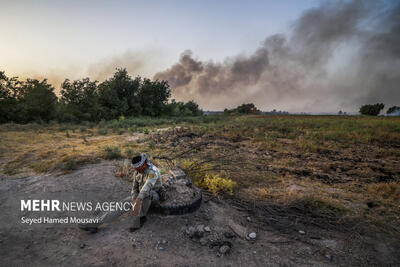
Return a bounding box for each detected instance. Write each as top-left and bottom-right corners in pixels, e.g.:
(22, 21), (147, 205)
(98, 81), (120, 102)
(0, 69), (202, 124)
(359, 103), (400, 116)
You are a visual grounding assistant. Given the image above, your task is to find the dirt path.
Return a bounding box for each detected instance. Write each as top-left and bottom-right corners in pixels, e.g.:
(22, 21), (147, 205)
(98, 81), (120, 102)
(0, 161), (398, 266)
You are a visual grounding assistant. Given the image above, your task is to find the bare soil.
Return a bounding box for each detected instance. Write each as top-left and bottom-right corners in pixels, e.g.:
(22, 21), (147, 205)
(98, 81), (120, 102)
(0, 161), (399, 266)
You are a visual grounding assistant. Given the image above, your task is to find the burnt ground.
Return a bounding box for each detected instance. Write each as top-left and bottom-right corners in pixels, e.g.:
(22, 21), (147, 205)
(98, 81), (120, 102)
(0, 161), (399, 266)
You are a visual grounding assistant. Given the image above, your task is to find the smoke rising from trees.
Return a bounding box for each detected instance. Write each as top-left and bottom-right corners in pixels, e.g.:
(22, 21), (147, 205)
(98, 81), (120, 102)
(154, 0), (400, 112)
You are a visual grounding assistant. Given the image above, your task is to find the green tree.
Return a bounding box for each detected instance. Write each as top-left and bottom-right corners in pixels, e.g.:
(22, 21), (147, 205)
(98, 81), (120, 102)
(138, 79), (171, 116)
(98, 68), (141, 119)
(0, 71), (20, 123)
(184, 100), (203, 116)
(236, 103), (261, 114)
(19, 79), (58, 122)
(359, 103), (384, 116)
(60, 78), (100, 121)
(386, 106), (400, 115)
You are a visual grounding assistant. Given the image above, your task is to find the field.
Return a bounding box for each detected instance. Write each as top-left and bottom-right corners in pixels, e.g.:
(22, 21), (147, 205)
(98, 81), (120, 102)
(1, 114), (400, 265)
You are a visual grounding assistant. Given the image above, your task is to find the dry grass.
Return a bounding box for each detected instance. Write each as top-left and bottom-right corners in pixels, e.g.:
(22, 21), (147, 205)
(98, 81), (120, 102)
(1, 115), (399, 233)
(0, 128), (144, 175)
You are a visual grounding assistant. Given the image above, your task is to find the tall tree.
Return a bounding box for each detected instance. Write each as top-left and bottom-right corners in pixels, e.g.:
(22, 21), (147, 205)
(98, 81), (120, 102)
(60, 78), (100, 121)
(138, 79), (171, 116)
(98, 68), (141, 119)
(17, 79), (58, 122)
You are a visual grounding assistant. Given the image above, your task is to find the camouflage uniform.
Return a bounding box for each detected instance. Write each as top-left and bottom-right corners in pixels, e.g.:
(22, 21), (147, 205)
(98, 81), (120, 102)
(130, 163), (162, 229)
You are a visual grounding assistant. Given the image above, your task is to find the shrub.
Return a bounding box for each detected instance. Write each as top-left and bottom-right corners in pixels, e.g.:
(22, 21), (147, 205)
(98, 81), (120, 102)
(359, 103), (384, 116)
(201, 174), (237, 195)
(97, 128), (108, 135)
(59, 157), (77, 171)
(387, 106), (400, 115)
(103, 146), (122, 159)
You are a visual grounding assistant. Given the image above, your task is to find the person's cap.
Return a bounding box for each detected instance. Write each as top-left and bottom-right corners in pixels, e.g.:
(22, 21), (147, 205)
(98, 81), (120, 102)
(131, 153), (147, 168)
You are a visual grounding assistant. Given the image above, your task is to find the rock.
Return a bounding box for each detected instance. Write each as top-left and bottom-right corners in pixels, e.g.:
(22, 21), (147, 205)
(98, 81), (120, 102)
(248, 232), (257, 240)
(325, 252), (332, 261)
(186, 226), (195, 238)
(224, 232), (235, 238)
(321, 239), (338, 250)
(228, 220), (247, 239)
(246, 217), (251, 222)
(199, 237), (208, 246)
(195, 225), (205, 238)
(158, 246), (164, 251)
(219, 245), (230, 254)
(298, 230), (305, 235)
(204, 226), (211, 232)
(80, 243), (86, 249)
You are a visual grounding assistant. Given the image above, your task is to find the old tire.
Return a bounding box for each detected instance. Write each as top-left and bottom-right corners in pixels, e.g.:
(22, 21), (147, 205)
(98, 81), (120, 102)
(152, 189), (202, 215)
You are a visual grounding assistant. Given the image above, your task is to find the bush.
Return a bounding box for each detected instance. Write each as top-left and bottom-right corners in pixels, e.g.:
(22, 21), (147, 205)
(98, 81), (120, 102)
(201, 174), (237, 195)
(103, 146), (122, 159)
(387, 106), (400, 115)
(97, 128), (108, 135)
(60, 157), (77, 171)
(359, 103), (384, 116)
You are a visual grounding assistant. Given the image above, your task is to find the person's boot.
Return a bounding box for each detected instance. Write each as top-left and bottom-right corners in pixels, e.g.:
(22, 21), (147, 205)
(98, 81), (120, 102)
(129, 216), (147, 232)
(140, 216), (147, 226)
(129, 216), (141, 232)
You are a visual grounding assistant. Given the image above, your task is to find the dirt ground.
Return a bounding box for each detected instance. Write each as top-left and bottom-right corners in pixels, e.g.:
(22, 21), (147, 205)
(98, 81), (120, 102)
(0, 161), (399, 266)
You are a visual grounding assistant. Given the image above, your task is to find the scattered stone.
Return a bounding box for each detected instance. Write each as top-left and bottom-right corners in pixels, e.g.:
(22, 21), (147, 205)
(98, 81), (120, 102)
(299, 230), (305, 235)
(204, 226), (211, 232)
(186, 226), (196, 238)
(216, 253), (221, 257)
(321, 239), (338, 250)
(195, 225), (205, 238)
(224, 232), (235, 239)
(199, 237), (208, 246)
(219, 245), (230, 254)
(158, 246), (164, 251)
(162, 240), (167, 244)
(325, 252), (332, 261)
(248, 232), (257, 240)
(79, 243), (86, 249)
(246, 217), (251, 222)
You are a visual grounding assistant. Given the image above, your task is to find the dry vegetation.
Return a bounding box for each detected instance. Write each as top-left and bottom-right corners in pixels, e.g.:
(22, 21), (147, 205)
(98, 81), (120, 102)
(1, 115), (399, 234)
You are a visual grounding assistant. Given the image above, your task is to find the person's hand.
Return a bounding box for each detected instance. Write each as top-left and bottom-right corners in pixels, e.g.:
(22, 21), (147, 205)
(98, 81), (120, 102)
(132, 198), (142, 216)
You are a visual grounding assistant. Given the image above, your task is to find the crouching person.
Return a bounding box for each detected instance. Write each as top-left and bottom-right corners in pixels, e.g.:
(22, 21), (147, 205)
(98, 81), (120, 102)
(130, 153), (162, 232)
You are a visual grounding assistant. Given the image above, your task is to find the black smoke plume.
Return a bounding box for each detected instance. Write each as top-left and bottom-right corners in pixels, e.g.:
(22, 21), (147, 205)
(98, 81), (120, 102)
(154, 0), (400, 112)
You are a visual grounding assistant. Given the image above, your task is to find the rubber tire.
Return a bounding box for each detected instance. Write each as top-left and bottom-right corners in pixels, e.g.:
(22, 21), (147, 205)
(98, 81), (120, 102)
(152, 189), (202, 215)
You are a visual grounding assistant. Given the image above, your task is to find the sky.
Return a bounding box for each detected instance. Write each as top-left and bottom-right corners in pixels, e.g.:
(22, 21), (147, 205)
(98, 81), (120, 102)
(1, 0), (399, 112)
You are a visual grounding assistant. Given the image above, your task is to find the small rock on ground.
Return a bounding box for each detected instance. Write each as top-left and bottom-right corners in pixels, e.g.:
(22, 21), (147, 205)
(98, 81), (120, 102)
(219, 245), (230, 254)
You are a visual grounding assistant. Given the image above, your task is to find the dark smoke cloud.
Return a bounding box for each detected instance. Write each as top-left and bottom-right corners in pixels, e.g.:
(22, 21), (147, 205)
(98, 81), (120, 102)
(154, 0), (400, 112)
